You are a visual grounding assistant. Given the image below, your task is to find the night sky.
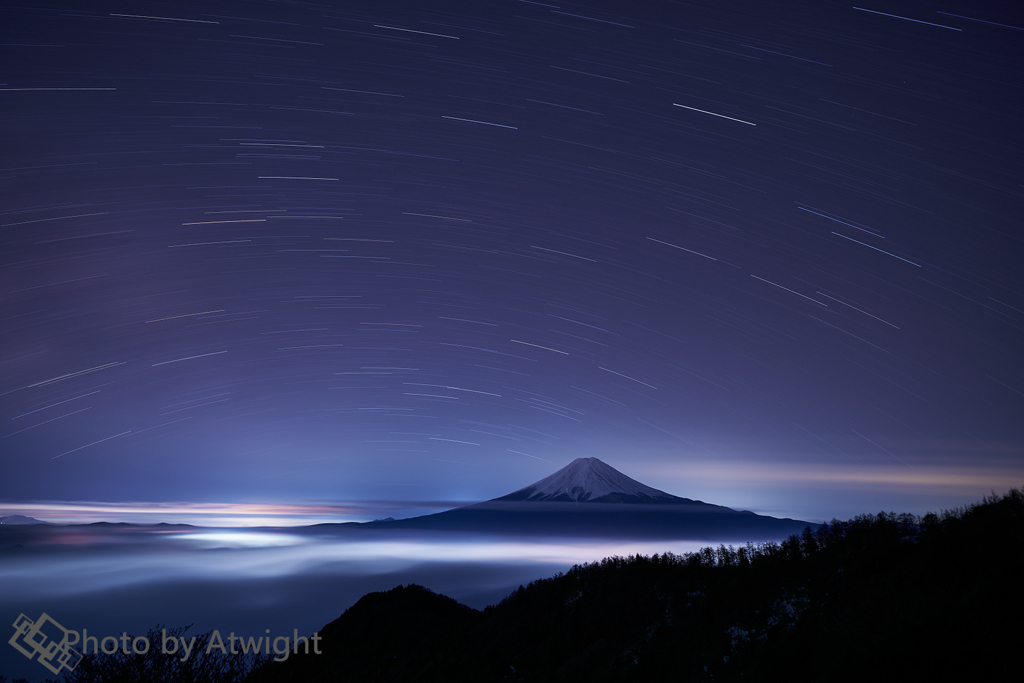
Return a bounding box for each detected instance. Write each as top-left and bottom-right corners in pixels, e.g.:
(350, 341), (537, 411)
(2, 0), (1022, 524)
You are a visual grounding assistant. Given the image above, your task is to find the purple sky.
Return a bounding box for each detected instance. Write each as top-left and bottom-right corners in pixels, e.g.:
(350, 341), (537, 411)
(1, 0), (1022, 525)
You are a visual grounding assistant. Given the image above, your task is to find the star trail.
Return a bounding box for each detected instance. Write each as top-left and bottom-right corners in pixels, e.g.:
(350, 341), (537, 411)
(1, 0), (1022, 523)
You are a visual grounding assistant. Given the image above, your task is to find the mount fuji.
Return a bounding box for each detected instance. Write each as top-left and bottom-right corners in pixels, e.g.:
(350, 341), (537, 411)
(369, 458), (813, 541)
(495, 457), (685, 504)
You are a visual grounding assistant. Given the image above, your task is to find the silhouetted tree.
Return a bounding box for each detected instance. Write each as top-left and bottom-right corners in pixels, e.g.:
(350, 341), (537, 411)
(245, 486), (1024, 683)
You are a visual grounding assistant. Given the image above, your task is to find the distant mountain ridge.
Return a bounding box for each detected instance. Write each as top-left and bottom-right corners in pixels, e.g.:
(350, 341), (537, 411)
(369, 458), (813, 540)
(0, 514), (51, 525)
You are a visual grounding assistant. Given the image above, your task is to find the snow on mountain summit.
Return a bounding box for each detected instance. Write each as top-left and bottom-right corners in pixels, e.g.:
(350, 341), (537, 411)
(497, 457), (680, 503)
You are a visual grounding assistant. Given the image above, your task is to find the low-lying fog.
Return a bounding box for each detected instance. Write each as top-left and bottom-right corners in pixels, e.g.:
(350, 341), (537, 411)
(1, 524), (722, 681)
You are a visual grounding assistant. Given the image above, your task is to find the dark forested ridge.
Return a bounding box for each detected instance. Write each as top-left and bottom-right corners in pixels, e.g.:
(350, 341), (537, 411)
(8, 489), (1020, 683)
(248, 488), (1023, 683)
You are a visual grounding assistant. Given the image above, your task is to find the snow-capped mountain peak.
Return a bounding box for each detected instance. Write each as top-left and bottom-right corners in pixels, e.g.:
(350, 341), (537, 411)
(496, 457), (679, 503)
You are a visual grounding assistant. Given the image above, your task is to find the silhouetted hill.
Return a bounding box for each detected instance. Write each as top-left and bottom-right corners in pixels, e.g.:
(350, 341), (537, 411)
(248, 488), (1023, 683)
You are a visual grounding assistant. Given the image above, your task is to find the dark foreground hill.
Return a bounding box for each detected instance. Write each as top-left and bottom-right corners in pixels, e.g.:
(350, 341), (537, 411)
(245, 488), (1023, 683)
(22, 489), (1021, 683)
